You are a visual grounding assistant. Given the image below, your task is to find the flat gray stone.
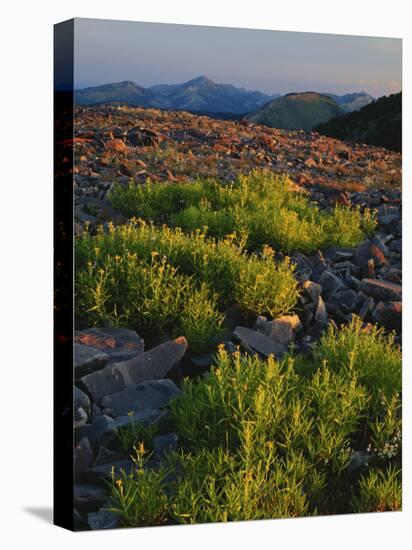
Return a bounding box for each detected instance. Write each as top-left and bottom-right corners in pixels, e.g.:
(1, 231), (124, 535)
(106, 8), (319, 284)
(88, 503), (120, 530)
(302, 280), (322, 303)
(77, 327), (144, 364)
(372, 301), (402, 331)
(74, 484), (108, 514)
(101, 379), (181, 418)
(265, 317), (295, 345)
(318, 270), (347, 298)
(360, 279), (402, 302)
(233, 326), (287, 358)
(93, 446), (124, 467)
(75, 344), (109, 377)
(81, 337), (188, 402)
(79, 415), (118, 453)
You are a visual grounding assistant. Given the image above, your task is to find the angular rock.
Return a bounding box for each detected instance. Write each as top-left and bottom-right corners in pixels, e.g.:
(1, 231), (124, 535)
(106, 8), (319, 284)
(93, 447), (124, 467)
(254, 315), (268, 332)
(389, 239), (402, 254)
(331, 288), (359, 312)
(325, 247), (354, 263)
(101, 379), (181, 419)
(353, 240), (387, 268)
(265, 318), (294, 345)
(360, 279), (402, 302)
(302, 280), (322, 303)
(233, 326), (287, 358)
(88, 503), (120, 530)
(79, 415), (118, 453)
(74, 437), (94, 482)
(379, 214), (400, 233)
(385, 268), (402, 284)
(74, 387), (91, 429)
(314, 296), (328, 324)
(81, 337), (188, 402)
(372, 301), (402, 331)
(77, 327), (144, 364)
(361, 258), (376, 280)
(74, 484), (108, 514)
(359, 297), (375, 321)
(318, 270), (347, 298)
(74, 344), (109, 377)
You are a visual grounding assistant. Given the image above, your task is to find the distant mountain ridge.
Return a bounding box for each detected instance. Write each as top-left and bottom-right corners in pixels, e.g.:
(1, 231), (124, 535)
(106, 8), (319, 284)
(75, 79), (376, 126)
(315, 92), (401, 152)
(75, 76), (278, 114)
(323, 92), (375, 113)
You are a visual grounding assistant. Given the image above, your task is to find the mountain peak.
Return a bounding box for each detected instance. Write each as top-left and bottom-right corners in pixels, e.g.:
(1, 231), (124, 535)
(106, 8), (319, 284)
(188, 75), (214, 86)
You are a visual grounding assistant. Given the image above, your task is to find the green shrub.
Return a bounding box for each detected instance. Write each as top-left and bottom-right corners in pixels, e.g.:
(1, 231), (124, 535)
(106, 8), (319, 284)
(107, 319), (401, 526)
(350, 465), (402, 512)
(107, 444), (170, 527)
(110, 170), (376, 254)
(313, 317), (401, 401)
(75, 220), (299, 352)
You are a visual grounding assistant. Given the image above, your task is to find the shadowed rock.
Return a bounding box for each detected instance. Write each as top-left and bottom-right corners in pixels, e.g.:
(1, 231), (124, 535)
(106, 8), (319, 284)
(233, 326), (287, 358)
(81, 337), (188, 402)
(372, 301), (402, 331)
(360, 279), (402, 302)
(79, 415), (118, 453)
(100, 379), (181, 418)
(75, 344), (109, 377)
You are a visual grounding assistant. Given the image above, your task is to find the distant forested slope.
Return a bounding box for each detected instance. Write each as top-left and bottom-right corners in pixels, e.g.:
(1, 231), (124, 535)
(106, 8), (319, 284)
(315, 93), (401, 152)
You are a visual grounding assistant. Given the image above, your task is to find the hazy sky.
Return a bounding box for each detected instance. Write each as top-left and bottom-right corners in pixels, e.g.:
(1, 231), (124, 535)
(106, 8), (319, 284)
(74, 18), (402, 97)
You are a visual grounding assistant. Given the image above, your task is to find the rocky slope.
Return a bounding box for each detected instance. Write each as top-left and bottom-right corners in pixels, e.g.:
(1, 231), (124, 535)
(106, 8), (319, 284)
(72, 104), (402, 529)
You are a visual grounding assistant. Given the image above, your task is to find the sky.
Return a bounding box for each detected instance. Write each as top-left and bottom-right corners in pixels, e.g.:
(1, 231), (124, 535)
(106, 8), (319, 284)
(73, 18), (402, 98)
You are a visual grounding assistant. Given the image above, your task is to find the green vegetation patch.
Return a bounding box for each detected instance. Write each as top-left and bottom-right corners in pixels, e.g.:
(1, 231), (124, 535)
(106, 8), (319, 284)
(111, 170), (376, 254)
(75, 220), (299, 352)
(107, 318), (401, 525)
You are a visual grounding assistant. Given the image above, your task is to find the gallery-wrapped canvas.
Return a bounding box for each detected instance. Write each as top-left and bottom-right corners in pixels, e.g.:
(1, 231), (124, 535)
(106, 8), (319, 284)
(54, 18), (402, 531)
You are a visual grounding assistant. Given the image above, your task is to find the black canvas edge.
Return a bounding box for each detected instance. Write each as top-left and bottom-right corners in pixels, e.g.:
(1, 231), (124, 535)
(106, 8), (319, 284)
(54, 18), (75, 531)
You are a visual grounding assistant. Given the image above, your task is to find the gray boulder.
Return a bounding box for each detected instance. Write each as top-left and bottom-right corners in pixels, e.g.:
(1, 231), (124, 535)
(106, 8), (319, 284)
(101, 379), (181, 419)
(74, 484), (108, 514)
(79, 415), (118, 453)
(360, 279), (402, 302)
(74, 387), (91, 429)
(81, 337), (188, 402)
(233, 326), (287, 358)
(74, 344), (109, 378)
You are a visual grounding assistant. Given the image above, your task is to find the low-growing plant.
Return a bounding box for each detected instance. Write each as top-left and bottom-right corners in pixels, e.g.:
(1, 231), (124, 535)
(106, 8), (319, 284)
(313, 317), (401, 401)
(110, 170), (376, 254)
(107, 443), (170, 527)
(350, 465), (402, 512)
(75, 220), (299, 351)
(107, 320), (401, 526)
(117, 418), (160, 455)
